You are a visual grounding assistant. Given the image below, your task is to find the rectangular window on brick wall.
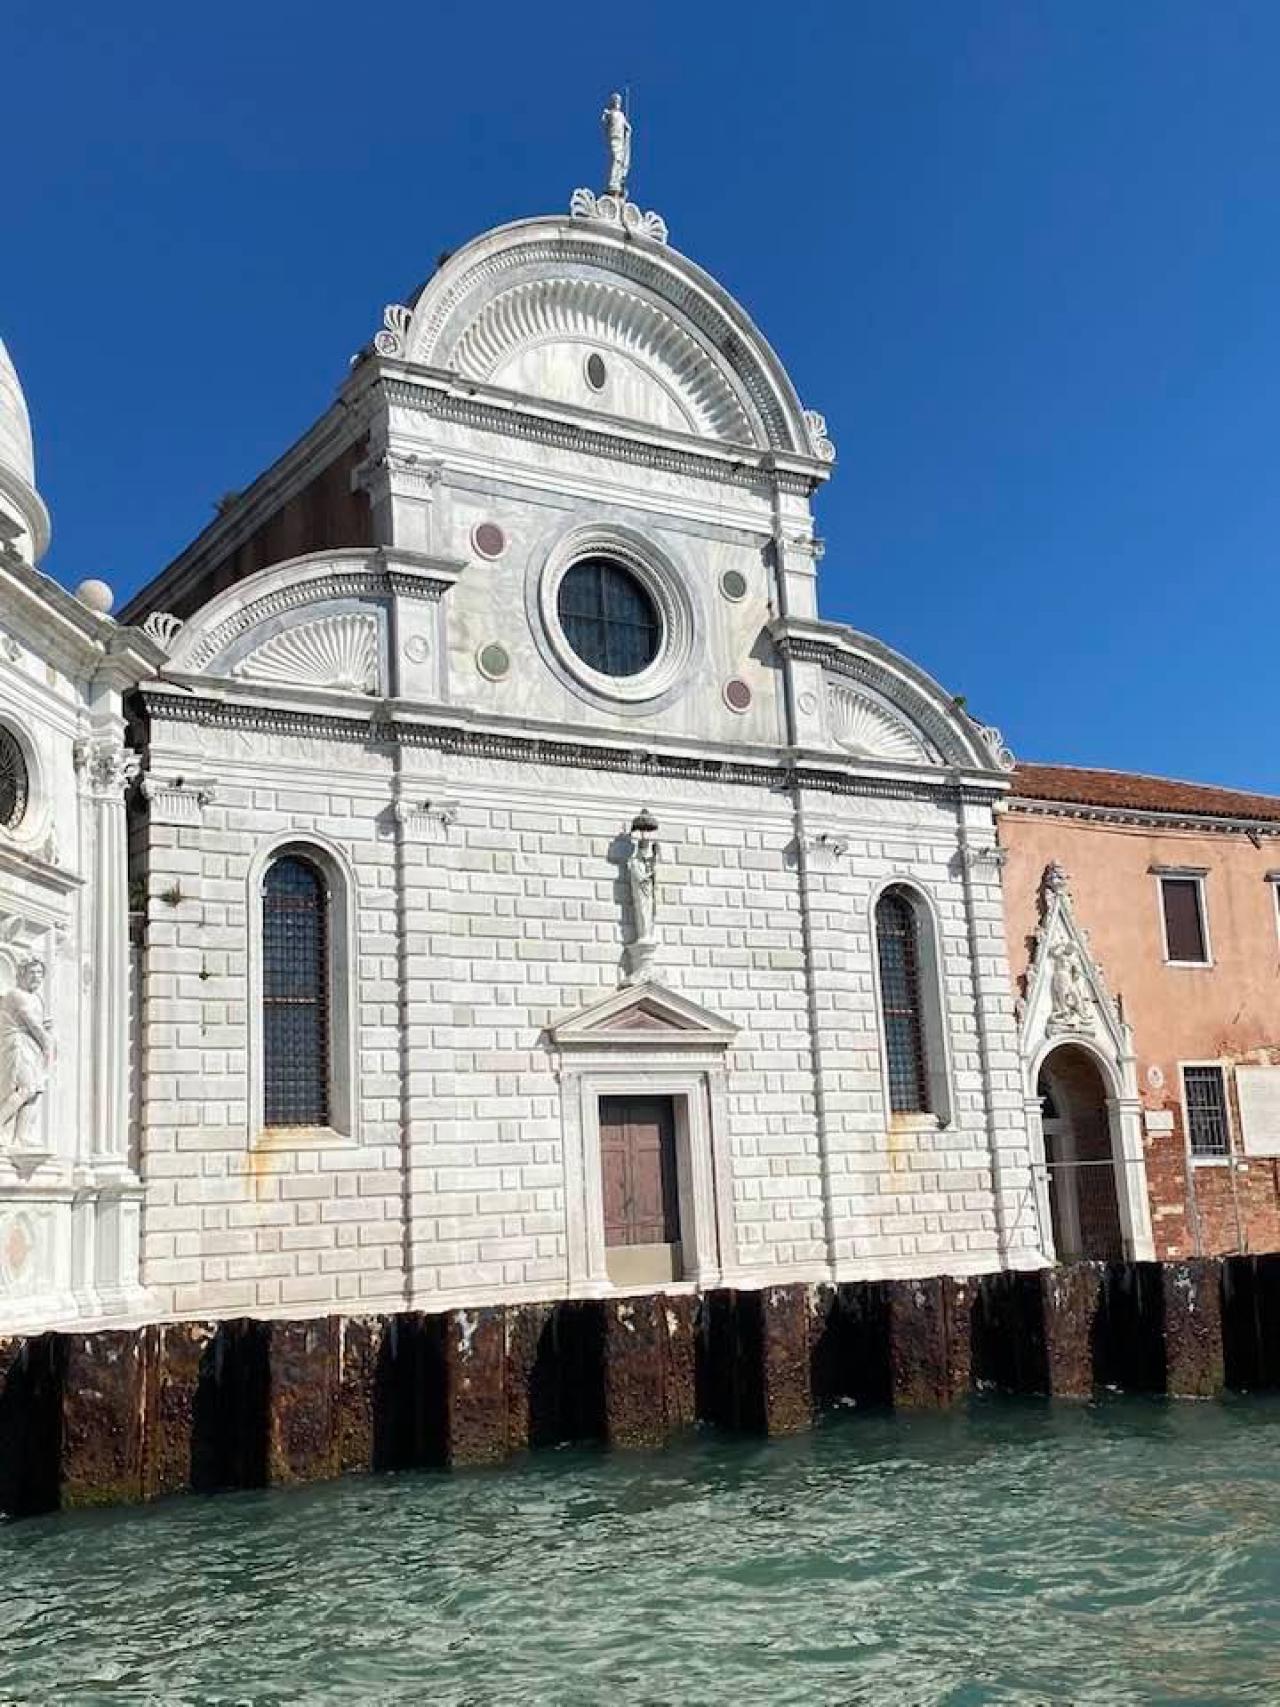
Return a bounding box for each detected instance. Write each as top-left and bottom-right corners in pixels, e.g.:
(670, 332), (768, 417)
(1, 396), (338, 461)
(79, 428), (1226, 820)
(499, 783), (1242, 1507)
(1159, 875), (1209, 965)
(1183, 1064), (1231, 1159)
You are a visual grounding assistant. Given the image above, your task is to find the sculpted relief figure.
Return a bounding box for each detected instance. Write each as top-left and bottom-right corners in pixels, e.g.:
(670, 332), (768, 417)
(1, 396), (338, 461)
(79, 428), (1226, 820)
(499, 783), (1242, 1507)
(1048, 942), (1092, 1033)
(625, 808), (659, 981)
(0, 958), (53, 1152)
(602, 92), (631, 196)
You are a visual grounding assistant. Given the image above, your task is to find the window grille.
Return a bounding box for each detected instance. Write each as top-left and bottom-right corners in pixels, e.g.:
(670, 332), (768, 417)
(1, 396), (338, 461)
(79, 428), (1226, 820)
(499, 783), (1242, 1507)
(557, 558), (661, 678)
(1161, 877), (1208, 963)
(876, 888), (931, 1114)
(262, 854), (329, 1127)
(1184, 1065), (1230, 1158)
(0, 727), (28, 830)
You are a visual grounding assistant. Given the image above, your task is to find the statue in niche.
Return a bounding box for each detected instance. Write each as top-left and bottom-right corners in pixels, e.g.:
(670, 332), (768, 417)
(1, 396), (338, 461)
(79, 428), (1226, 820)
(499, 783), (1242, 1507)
(602, 92), (632, 196)
(0, 958), (53, 1151)
(625, 808), (659, 982)
(1048, 942), (1092, 1033)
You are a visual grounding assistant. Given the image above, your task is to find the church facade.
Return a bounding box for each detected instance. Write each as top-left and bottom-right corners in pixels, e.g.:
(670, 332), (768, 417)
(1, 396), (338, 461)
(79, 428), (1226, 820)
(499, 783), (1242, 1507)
(118, 149), (1046, 1320)
(1, 115), (1051, 1331)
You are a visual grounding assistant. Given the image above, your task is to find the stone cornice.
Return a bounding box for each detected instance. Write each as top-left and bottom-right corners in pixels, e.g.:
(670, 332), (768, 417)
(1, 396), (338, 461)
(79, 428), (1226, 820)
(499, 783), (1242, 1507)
(138, 688), (1004, 806)
(1006, 794), (1280, 839)
(376, 367), (819, 497)
(0, 552), (165, 682)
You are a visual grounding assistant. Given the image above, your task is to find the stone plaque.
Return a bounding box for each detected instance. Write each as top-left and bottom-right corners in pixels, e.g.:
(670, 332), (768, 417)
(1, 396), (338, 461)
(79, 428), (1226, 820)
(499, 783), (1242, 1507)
(1236, 1066), (1280, 1157)
(1143, 1108), (1175, 1135)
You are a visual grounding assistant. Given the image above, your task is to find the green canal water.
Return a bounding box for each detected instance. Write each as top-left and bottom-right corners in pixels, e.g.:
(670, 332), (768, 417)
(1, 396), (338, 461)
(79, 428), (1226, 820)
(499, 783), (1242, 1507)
(1, 1399), (1279, 1706)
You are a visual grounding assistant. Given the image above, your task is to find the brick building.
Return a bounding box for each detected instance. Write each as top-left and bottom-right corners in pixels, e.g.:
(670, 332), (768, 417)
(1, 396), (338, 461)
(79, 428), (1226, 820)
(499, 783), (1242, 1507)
(1001, 763), (1280, 1261)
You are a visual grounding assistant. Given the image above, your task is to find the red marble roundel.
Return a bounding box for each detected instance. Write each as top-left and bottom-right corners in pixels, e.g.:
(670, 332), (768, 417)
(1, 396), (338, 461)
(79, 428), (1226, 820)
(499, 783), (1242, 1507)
(724, 678), (752, 713)
(473, 522), (506, 559)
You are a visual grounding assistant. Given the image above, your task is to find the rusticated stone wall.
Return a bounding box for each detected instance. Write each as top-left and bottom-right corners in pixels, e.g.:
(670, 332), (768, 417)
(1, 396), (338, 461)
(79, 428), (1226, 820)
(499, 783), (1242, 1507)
(1, 1259), (1273, 1520)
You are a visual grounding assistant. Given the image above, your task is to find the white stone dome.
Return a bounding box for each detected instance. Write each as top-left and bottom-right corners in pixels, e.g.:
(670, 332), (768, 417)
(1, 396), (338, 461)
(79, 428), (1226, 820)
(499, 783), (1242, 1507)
(0, 338), (50, 564)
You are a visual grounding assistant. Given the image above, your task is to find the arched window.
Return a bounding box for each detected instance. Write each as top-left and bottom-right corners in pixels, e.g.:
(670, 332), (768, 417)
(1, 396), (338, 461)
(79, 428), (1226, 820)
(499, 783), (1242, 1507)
(262, 853), (330, 1127)
(875, 887), (931, 1114)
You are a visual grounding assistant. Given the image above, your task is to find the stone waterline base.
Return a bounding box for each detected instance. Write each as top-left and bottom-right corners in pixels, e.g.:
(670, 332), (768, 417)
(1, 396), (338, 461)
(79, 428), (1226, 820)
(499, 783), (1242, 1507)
(0, 1258), (1271, 1518)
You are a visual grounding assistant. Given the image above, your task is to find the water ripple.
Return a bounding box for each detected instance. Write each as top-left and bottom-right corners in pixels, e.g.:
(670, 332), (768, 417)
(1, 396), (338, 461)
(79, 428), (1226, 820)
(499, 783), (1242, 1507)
(1, 1398), (1279, 1704)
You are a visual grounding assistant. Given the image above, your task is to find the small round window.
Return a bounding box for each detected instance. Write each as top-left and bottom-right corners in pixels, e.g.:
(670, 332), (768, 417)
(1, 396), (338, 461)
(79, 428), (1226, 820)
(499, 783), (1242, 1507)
(0, 728), (29, 830)
(556, 558), (661, 678)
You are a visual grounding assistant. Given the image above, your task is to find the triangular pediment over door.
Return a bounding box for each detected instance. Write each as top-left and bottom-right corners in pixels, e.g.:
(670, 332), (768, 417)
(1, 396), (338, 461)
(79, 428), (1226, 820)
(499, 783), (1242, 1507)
(548, 981), (738, 1051)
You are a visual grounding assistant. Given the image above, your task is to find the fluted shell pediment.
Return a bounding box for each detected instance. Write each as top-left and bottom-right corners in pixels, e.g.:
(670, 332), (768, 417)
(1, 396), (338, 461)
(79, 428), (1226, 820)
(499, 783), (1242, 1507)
(826, 681), (932, 764)
(232, 612), (380, 696)
(444, 276), (755, 443)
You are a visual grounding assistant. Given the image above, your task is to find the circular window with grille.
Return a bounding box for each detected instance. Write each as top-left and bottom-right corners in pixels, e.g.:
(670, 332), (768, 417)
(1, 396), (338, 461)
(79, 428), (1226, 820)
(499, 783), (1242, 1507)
(533, 527), (699, 712)
(0, 727), (29, 831)
(556, 559), (661, 678)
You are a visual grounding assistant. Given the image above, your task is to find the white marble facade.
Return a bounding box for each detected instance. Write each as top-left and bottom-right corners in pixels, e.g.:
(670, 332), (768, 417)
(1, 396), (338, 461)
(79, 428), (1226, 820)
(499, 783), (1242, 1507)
(4, 121), (1052, 1329)
(0, 343), (162, 1330)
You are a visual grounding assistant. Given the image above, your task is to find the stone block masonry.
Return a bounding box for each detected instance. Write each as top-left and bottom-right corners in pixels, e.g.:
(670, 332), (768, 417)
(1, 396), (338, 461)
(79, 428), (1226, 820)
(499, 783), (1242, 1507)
(0, 1261), (1267, 1520)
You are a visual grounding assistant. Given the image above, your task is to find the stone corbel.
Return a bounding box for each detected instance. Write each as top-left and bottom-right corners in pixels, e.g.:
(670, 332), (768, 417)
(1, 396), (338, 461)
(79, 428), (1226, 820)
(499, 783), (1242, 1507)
(352, 449), (445, 504)
(393, 798), (459, 840)
(803, 831), (851, 866)
(141, 775), (217, 825)
(960, 843), (1008, 875)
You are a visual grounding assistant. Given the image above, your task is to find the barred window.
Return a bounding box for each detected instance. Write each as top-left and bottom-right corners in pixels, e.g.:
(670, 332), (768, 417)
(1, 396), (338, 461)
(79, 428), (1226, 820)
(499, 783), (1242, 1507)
(1184, 1065), (1230, 1159)
(262, 854), (330, 1127)
(876, 887), (931, 1114)
(557, 558), (661, 678)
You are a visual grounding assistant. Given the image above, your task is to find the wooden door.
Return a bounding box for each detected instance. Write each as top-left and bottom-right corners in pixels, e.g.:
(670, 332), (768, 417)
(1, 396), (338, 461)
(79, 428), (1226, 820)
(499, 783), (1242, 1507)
(599, 1096), (680, 1250)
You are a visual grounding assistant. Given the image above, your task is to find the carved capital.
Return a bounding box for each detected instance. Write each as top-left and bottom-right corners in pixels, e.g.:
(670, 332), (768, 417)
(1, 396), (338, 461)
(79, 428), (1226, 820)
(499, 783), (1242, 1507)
(141, 775), (217, 824)
(73, 738), (139, 798)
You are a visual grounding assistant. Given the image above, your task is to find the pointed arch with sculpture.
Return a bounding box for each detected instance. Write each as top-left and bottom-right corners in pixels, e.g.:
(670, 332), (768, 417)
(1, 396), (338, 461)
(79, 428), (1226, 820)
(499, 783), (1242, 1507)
(1016, 862), (1155, 1262)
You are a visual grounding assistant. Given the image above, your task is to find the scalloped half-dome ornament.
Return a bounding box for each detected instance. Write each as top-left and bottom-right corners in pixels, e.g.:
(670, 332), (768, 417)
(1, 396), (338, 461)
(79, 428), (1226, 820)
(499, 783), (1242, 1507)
(446, 277), (755, 444)
(827, 684), (929, 764)
(233, 613), (380, 695)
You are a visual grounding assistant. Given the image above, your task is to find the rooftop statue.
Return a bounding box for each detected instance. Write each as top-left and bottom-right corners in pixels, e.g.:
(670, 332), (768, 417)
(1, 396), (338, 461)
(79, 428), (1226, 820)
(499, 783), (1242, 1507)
(602, 92), (631, 196)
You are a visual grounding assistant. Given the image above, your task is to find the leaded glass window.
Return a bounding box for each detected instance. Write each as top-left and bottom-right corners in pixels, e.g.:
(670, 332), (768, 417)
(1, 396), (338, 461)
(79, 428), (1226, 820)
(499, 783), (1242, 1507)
(0, 727), (28, 830)
(557, 558), (661, 677)
(263, 854), (329, 1127)
(876, 887), (931, 1114)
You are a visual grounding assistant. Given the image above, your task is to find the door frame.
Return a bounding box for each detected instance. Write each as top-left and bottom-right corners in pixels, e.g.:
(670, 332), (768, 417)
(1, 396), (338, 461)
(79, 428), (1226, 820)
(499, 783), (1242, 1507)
(562, 1065), (730, 1294)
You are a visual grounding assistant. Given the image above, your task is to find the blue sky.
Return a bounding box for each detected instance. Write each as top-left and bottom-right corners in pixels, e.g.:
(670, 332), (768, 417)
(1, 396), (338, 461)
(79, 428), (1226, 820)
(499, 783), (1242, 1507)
(7, 3), (1279, 788)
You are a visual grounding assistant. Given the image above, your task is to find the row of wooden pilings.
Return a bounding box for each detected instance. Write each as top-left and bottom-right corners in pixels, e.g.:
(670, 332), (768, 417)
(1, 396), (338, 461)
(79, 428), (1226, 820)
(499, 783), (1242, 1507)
(2, 1257), (1277, 1518)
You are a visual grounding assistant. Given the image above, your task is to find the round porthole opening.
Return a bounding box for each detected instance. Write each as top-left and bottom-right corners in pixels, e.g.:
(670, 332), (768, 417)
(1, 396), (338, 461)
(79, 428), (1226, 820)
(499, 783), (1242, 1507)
(556, 558), (661, 679)
(585, 352), (608, 392)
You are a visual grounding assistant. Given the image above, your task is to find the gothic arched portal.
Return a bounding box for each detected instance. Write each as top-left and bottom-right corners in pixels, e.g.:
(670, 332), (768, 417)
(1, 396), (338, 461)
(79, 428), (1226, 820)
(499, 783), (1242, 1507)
(1037, 1044), (1124, 1262)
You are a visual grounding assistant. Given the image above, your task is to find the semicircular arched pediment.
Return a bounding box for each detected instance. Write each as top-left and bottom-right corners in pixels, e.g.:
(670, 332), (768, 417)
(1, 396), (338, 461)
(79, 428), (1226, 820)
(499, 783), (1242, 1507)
(388, 220), (824, 459)
(446, 276), (756, 443)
